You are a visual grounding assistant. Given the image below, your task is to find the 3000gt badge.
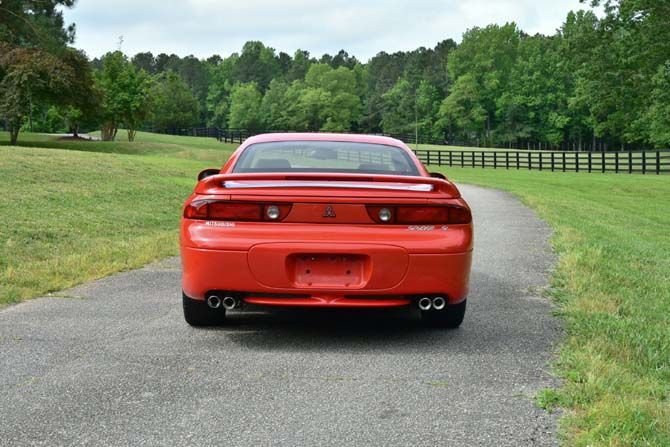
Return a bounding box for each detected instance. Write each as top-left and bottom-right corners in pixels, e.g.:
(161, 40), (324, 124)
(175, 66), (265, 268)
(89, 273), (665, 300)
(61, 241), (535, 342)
(408, 225), (435, 231)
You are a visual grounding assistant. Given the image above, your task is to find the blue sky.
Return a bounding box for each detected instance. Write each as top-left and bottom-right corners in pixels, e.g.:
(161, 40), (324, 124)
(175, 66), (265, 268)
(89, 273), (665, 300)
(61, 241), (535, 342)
(63, 0), (591, 60)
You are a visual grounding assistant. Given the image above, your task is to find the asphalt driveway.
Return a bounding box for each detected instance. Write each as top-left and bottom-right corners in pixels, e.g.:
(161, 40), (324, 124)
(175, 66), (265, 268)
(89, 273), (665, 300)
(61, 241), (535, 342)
(0, 184), (560, 446)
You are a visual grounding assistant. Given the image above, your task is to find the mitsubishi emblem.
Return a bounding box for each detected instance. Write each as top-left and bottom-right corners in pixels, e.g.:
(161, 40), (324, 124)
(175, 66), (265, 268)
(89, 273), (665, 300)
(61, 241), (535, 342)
(323, 205), (336, 218)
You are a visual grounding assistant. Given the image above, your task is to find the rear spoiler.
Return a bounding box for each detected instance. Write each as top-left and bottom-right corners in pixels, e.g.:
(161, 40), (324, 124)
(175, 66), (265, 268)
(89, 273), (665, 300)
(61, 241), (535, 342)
(195, 173), (460, 197)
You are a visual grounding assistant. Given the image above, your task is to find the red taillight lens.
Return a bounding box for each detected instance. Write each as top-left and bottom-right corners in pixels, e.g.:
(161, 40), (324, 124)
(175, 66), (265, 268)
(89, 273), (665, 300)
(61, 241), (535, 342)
(366, 205), (471, 224)
(184, 200), (291, 222)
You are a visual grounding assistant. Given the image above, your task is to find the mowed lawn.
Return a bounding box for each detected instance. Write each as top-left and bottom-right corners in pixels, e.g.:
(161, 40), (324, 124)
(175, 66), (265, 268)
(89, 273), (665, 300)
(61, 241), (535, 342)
(0, 132), (238, 304)
(435, 167), (670, 446)
(0, 130), (237, 163)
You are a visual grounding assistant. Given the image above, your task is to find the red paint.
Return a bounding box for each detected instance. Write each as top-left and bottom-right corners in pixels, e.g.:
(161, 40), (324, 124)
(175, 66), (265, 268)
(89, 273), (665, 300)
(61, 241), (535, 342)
(180, 133), (473, 310)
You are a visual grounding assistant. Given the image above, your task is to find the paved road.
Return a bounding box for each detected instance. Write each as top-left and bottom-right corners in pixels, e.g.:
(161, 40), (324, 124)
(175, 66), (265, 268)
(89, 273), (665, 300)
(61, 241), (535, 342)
(0, 185), (560, 446)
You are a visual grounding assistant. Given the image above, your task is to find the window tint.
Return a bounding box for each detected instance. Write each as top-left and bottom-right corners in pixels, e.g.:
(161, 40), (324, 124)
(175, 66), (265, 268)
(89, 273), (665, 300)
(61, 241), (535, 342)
(233, 141), (420, 176)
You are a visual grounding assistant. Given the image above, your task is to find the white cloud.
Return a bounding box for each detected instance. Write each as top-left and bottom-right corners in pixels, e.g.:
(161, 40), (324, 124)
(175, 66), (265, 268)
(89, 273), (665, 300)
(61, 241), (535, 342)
(64, 0), (590, 60)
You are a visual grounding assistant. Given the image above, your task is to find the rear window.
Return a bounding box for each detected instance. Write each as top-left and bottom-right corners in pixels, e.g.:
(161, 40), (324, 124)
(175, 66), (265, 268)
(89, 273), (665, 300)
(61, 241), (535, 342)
(233, 141), (420, 176)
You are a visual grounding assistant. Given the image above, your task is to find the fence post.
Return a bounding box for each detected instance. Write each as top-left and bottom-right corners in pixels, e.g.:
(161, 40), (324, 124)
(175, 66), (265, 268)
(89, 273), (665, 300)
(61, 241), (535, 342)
(642, 151), (647, 174)
(481, 151), (485, 169)
(438, 150), (443, 166)
(461, 151), (464, 168)
(471, 152), (475, 168)
(516, 152), (520, 169)
(588, 151), (592, 173)
(629, 151), (633, 174)
(562, 152), (566, 172)
(576, 152), (579, 173)
(601, 152), (606, 173)
(615, 151), (619, 174)
(493, 151), (497, 169)
(449, 151), (453, 167)
(657, 151), (661, 175)
(539, 152), (543, 171)
(528, 152), (531, 170)
(505, 152), (509, 169)
(551, 152), (555, 172)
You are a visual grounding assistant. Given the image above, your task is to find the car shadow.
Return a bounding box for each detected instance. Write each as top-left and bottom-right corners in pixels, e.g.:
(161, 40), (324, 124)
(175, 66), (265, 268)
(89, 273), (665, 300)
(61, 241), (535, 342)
(195, 270), (556, 355)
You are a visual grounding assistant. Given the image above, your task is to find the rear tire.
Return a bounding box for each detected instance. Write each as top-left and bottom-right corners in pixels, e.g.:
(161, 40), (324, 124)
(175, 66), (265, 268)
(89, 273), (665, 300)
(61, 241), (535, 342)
(183, 293), (226, 326)
(421, 299), (466, 329)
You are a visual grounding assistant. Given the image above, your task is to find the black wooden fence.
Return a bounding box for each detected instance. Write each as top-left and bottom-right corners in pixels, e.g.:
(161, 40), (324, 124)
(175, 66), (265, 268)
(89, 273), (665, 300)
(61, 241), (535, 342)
(157, 127), (670, 175)
(415, 149), (670, 175)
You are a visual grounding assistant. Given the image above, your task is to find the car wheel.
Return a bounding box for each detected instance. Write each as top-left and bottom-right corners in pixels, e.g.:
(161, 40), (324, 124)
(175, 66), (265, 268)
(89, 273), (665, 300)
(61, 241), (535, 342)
(182, 292), (226, 326)
(421, 299), (466, 329)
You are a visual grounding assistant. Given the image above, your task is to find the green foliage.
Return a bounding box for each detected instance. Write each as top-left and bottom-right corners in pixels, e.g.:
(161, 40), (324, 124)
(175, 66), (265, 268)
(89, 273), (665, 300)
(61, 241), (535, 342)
(644, 63), (670, 147)
(151, 71), (199, 131)
(0, 44), (74, 144)
(96, 51), (152, 141)
(259, 79), (289, 129)
(0, 0), (75, 50)
(228, 82), (263, 131)
(444, 23), (521, 144)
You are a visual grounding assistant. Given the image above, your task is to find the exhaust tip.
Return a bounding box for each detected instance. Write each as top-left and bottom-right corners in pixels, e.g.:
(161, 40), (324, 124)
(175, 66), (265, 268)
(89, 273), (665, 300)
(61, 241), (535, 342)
(222, 296), (237, 310)
(432, 296), (446, 311)
(206, 295), (221, 309)
(418, 297), (432, 311)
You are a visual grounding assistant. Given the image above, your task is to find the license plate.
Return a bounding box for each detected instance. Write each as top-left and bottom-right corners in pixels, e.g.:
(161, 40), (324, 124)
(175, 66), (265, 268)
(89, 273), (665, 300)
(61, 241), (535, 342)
(293, 254), (365, 287)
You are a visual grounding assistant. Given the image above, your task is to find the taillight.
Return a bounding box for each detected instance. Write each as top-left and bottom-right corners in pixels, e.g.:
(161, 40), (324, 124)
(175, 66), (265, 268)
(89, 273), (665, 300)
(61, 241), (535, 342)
(366, 205), (471, 224)
(184, 200), (291, 222)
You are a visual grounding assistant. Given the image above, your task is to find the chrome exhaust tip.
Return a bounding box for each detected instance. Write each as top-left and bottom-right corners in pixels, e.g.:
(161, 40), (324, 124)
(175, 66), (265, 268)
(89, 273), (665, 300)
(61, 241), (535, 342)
(206, 295), (221, 309)
(432, 296), (446, 311)
(222, 296), (237, 310)
(418, 297), (432, 311)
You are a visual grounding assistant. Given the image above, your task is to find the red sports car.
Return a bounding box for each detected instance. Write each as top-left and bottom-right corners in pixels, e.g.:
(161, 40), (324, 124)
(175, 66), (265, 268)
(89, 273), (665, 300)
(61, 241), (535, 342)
(180, 133), (473, 328)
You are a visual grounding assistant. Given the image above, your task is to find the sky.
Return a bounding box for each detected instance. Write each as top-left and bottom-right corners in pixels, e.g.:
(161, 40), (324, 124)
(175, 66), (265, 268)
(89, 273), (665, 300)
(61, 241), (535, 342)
(63, 0), (591, 61)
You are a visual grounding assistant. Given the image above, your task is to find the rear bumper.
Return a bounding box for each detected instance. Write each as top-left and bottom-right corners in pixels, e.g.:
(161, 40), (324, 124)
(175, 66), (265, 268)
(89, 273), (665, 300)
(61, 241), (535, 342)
(181, 246), (472, 307)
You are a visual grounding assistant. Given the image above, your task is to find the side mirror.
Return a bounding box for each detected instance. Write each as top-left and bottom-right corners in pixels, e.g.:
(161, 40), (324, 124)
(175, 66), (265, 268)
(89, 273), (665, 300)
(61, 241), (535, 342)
(197, 168), (220, 181)
(429, 172), (447, 180)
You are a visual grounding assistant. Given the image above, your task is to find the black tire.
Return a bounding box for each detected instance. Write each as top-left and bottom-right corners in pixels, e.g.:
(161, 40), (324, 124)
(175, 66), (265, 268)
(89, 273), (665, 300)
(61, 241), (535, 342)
(421, 300), (466, 329)
(182, 293), (226, 326)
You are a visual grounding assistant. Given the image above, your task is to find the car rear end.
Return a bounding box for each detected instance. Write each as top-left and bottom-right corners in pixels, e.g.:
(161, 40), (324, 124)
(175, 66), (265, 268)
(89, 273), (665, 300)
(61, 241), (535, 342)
(180, 135), (473, 327)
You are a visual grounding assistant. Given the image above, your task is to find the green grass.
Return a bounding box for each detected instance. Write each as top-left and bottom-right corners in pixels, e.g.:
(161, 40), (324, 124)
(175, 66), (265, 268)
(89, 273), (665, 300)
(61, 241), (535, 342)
(434, 166), (670, 446)
(0, 132), (238, 304)
(0, 130), (238, 164)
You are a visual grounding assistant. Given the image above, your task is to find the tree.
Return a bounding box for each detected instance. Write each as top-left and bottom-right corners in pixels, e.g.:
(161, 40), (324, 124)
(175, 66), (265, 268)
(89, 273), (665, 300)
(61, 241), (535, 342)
(0, 0), (75, 50)
(0, 44), (74, 144)
(445, 23), (520, 144)
(131, 52), (156, 74)
(151, 71), (199, 132)
(232, 41), (281, 91)
(381, 78), (415, 135)
(96, 51), (152, 141)
(206, 54), (237, 128)
(260, 79), (289, 129)
(228, 83), (263, 131)
(644, 62), (670, 147)
(438, 74), (487, 143)
(59, 49), (101, 137)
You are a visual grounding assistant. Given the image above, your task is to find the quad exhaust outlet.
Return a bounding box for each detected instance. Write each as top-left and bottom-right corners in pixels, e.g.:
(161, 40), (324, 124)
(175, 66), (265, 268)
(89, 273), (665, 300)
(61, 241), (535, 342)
(418, 297), (432, 311)
(222, 295), (237, 310)
(206, 295), (221, 309)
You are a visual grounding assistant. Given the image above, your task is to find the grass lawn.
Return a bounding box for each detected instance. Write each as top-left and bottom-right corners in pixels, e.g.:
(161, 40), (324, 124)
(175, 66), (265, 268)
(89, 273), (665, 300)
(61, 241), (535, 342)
(0, 130), (238, 164)
(0, 132), (238, 305)
(435, 166), (670, 446)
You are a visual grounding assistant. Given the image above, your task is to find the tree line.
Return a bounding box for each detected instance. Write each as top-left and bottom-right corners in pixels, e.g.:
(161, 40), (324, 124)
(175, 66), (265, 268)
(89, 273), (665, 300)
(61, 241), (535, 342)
(1, 0), (669, 149)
